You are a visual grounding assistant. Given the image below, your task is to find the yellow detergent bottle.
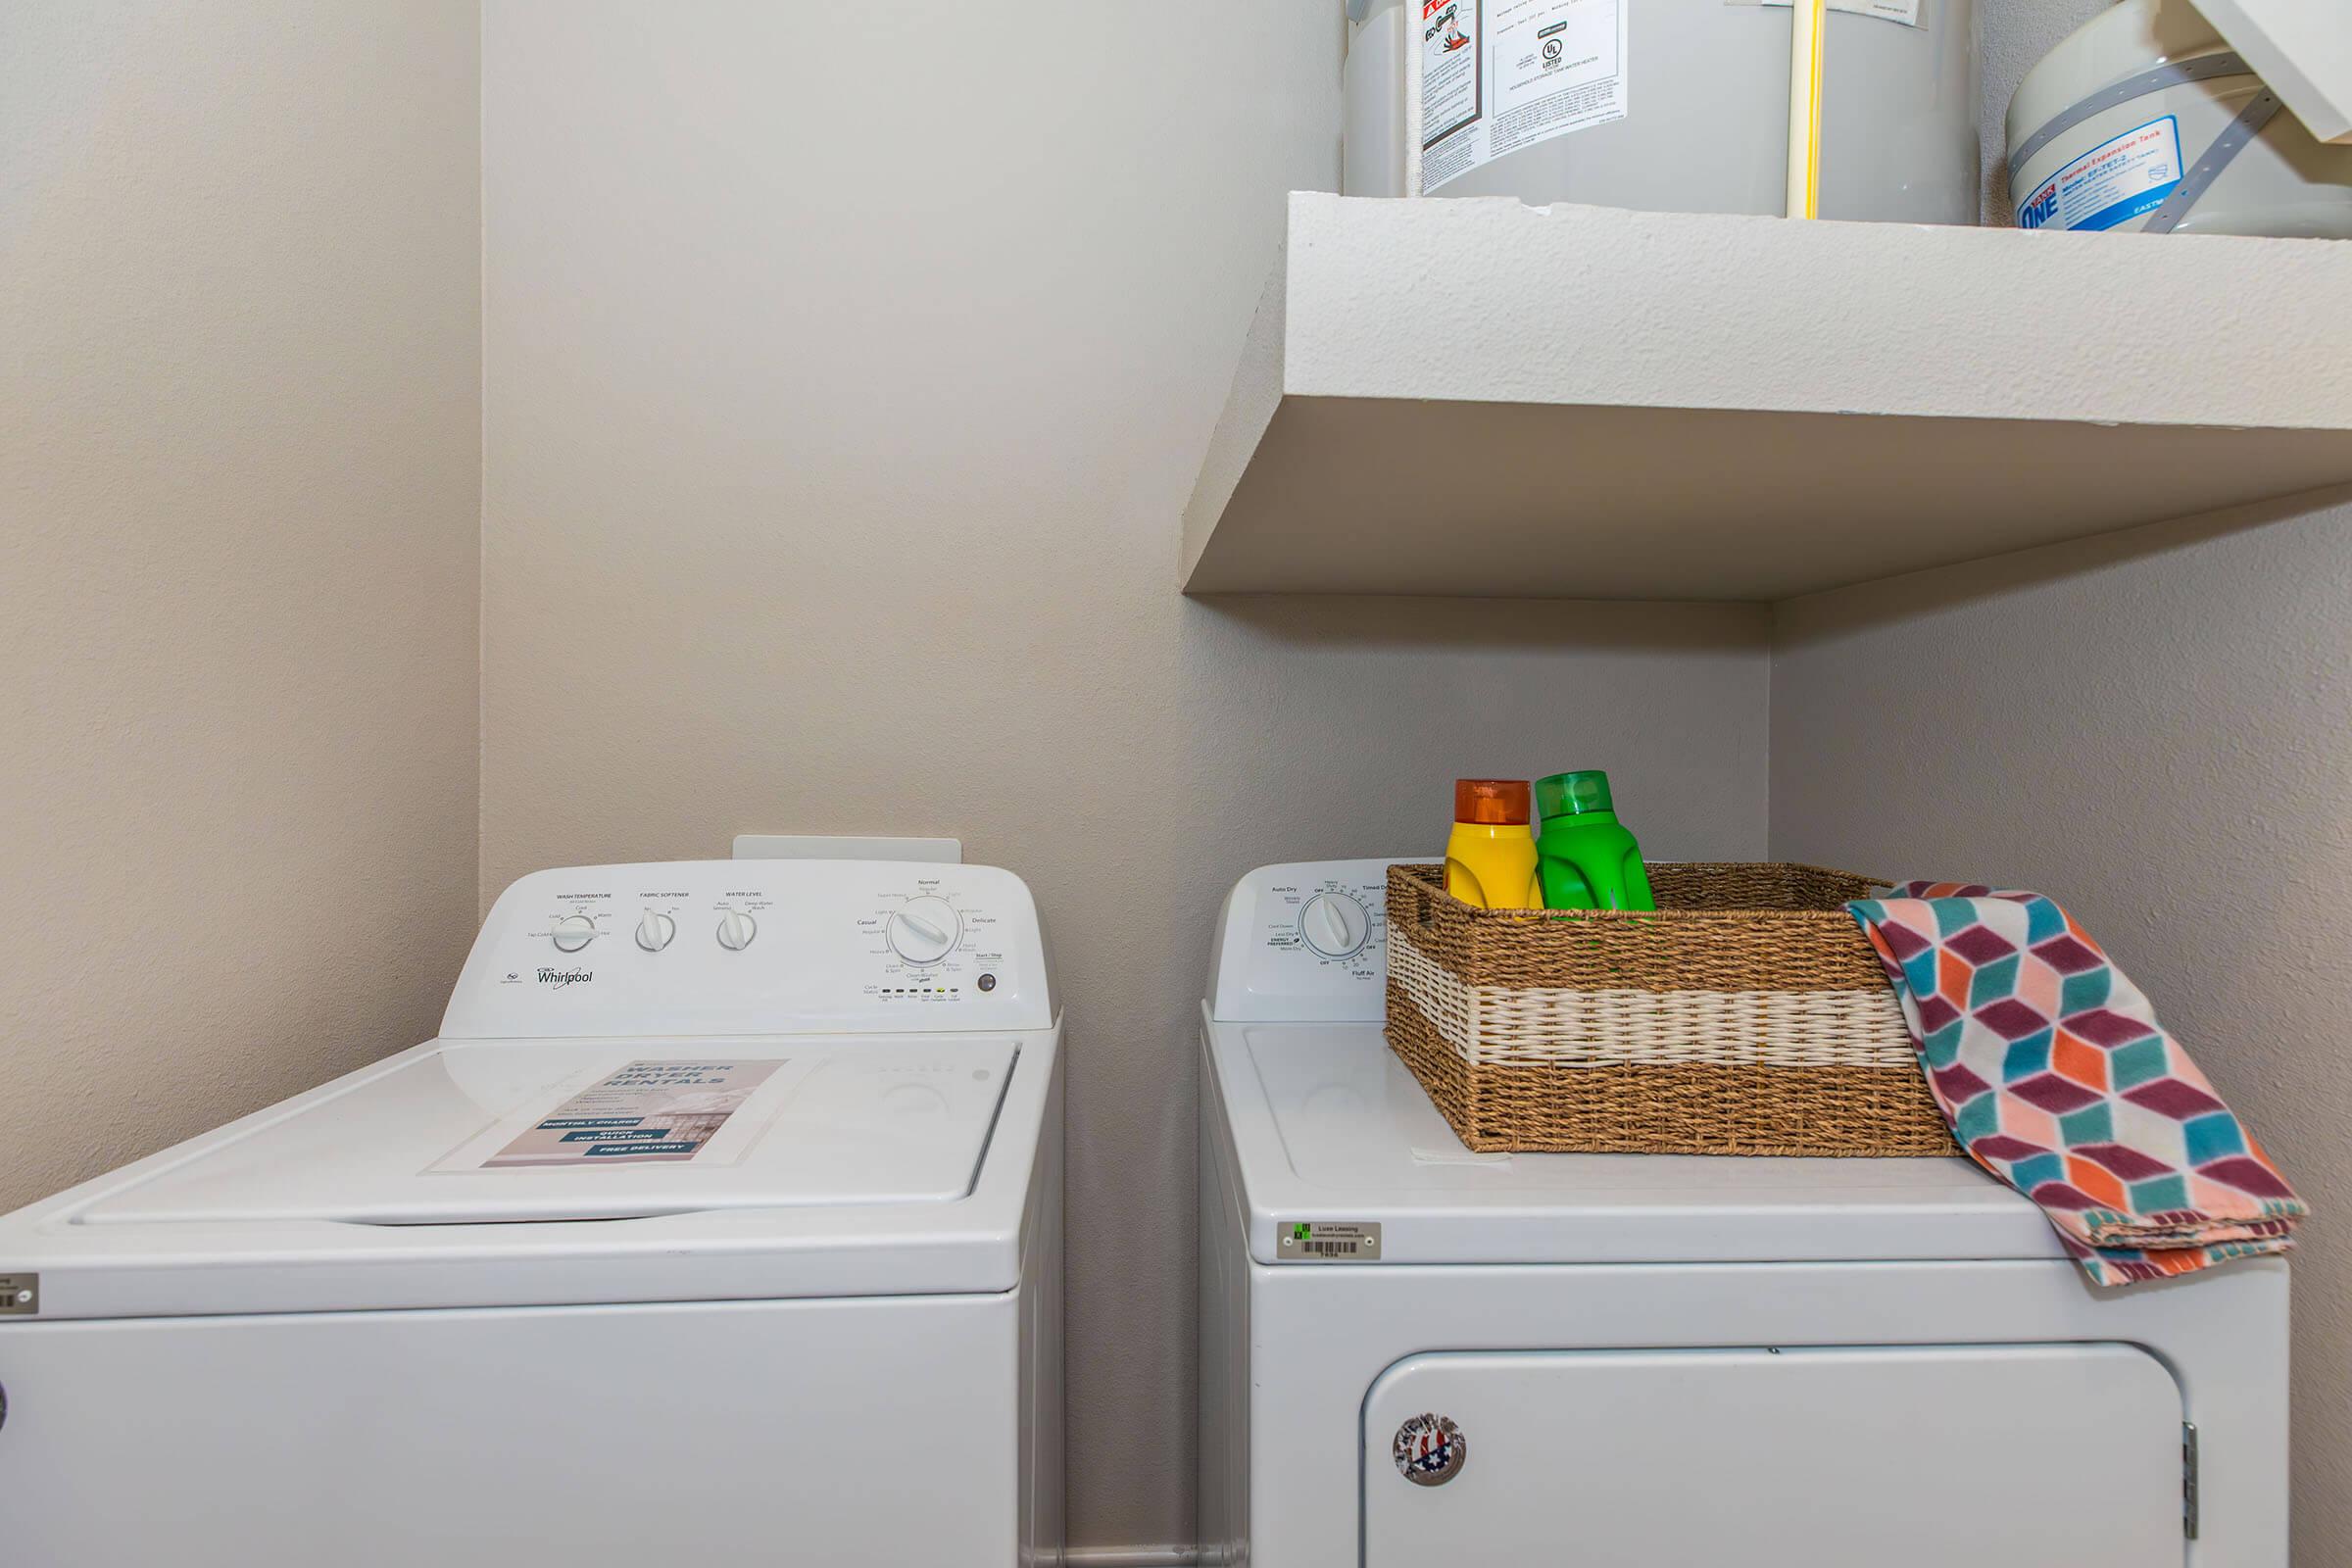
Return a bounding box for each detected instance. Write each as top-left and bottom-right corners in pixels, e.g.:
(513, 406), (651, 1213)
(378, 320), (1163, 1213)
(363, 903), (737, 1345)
(1445, 779), (1542, 909)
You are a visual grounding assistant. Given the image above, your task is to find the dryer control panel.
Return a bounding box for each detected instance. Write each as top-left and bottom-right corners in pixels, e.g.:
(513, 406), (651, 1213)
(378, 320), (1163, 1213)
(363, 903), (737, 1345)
(1206, 859), (1425, 1023)
(442, 860), (1052, 1038)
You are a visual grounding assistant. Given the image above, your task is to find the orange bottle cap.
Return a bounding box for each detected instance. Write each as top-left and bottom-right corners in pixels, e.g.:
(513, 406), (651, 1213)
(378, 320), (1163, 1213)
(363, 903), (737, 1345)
(1453, 778), (1531, 826)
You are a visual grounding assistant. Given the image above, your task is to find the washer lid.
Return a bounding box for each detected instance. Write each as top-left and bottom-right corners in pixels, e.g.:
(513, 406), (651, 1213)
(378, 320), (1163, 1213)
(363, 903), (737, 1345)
(70, 1038), (1016, 1227)
(1207, 1017), (2066, 1265)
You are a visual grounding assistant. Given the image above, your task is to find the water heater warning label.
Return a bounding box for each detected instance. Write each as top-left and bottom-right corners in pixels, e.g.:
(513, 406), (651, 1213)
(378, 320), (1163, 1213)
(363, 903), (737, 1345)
(1422, 0), (1629, 193)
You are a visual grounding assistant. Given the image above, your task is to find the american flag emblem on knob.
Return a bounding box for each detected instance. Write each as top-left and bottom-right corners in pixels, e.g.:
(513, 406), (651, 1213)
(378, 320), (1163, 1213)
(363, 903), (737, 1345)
(1393, 1412), (1466, 1486)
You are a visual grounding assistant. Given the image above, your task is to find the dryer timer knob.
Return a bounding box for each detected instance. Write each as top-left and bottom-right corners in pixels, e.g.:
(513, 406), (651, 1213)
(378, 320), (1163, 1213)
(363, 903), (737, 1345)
(715, 910), (758, 951)
(1299, 892), (1370, 959)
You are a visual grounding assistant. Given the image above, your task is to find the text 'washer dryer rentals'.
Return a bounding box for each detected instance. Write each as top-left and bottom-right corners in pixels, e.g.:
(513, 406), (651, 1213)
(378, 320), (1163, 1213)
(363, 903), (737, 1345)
(1198, 859), (2287, 1568)
(0, 859), (1063, 1567)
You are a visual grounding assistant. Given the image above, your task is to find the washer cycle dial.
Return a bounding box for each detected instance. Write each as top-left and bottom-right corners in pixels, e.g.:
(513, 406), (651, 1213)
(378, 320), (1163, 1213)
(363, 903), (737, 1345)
(635, 911), (676, 952)
(550, 914), (598, 954)
(1299, 892), (1370, 959)
(888, 897), (962, 965)
(715, 910), (759, 951)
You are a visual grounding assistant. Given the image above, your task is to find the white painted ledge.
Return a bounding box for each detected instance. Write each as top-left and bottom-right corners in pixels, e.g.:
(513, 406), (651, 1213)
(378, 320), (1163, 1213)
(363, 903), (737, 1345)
(1181, 193), (2352, 602)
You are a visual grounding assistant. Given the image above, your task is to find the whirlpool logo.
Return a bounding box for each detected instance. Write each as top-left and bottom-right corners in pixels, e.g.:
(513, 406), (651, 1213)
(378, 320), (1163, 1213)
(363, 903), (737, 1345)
(536, 967), (594, 988)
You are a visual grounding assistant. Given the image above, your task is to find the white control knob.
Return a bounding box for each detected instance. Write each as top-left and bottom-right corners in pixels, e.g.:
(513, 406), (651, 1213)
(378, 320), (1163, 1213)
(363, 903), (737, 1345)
(1299, 892), (1370, 959)
(635, 910), (676, 952)
(715, 910), (758, 951)
(550, 914), (598, 954)
(888, 897), (961, 965)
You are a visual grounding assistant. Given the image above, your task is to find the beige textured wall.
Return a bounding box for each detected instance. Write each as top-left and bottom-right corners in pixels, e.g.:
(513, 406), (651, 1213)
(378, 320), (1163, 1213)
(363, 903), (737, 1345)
(478, 1), (1770, 1547)
(1771, 489), (2352, 1563)
(0, 4), (482, 1212)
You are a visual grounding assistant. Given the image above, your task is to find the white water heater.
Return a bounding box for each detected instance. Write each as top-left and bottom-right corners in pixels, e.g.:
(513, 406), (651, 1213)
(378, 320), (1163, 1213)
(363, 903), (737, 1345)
(2007, 0), (2352, 238)
(1344, 0), (1981, 224)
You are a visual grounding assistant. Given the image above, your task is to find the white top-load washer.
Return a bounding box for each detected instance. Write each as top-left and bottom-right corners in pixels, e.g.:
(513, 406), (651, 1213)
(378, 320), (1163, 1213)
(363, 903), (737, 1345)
(0, 859), (1062, 1567)
(1200, 859), (2288, 1568)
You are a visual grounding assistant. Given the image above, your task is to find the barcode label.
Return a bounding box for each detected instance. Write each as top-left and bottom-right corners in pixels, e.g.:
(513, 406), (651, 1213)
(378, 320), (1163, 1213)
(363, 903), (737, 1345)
(1276, 1220), (1383, 1263)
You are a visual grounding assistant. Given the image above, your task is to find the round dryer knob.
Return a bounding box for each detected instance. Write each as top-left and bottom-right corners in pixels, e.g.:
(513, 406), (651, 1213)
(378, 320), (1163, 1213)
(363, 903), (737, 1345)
(550, 914), (598, 954)
(1299, 892), (1370, 959)
(635, 910), (676, 952)
(715, 910), (758, 951)
(888, 897), (961, 965)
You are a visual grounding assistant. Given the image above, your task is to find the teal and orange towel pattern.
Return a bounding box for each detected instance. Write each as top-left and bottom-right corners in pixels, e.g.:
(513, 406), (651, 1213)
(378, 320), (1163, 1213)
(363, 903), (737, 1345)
(1847, 883), (2304, 1286)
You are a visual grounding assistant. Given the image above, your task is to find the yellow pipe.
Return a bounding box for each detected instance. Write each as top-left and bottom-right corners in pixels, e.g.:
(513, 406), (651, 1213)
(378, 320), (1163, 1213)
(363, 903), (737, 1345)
(1787, 0), (1828, 218)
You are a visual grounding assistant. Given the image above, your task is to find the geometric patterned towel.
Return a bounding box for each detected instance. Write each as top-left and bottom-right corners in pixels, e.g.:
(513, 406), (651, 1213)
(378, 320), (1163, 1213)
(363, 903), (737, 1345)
(1846, 883), (2305, 1287)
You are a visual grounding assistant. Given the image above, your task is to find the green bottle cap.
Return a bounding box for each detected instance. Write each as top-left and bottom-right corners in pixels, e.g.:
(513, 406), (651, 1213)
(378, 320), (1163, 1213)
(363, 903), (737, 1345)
(1537, 769), (1614, 818)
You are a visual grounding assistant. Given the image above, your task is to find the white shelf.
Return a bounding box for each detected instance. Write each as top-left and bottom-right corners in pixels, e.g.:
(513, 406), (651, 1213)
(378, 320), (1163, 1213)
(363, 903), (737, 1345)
(1181, 194), (2352, 603)
(2196, 0), (2352, 144)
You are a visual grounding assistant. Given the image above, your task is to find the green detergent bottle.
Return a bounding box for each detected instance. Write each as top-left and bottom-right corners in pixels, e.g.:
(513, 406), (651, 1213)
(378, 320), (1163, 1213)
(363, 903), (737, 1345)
(1536, 770), (1657, 912)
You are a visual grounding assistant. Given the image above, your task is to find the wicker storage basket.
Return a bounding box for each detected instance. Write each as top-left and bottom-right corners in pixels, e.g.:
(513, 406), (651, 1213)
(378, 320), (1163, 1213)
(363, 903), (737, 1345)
(1385, 861), (1959, 1156)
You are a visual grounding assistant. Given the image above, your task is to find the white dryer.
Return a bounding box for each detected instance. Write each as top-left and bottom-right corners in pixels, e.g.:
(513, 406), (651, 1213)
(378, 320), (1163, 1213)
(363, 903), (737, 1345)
(1199, 859), (2287, 1567)
(0, 859), (1061, 1566)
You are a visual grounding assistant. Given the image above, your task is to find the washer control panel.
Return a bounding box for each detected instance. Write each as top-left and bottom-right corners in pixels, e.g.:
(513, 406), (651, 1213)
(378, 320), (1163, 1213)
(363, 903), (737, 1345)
(855, 877), (1023, 1004)
(1206, 858), (1424, 1023)
(443, 860), (1051, 1038)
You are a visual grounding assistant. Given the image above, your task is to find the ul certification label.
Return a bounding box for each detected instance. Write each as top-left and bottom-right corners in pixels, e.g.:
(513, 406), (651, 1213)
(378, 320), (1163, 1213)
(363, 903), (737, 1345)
(1395, 1413), (1468, 1486)
(1423, 0), (1629, 193)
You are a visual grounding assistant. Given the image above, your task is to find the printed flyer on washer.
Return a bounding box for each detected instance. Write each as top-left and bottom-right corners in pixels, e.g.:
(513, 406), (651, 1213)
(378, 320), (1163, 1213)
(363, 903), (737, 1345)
(481, 1059), (785, 1168)
(1421, 0), (1629, 193)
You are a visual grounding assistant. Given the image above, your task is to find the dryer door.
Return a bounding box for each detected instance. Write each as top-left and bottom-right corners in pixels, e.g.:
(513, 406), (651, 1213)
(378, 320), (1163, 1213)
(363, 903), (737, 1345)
(1363, 1344), (2184, 1566)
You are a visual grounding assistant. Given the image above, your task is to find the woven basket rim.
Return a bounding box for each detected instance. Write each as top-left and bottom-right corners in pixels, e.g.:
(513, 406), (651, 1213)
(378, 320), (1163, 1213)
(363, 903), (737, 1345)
(1391, 860), (1893, 921)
